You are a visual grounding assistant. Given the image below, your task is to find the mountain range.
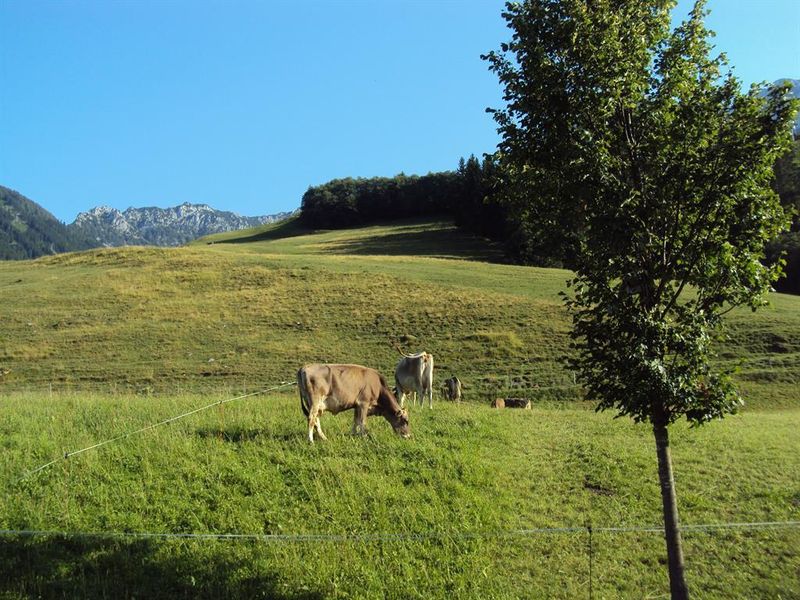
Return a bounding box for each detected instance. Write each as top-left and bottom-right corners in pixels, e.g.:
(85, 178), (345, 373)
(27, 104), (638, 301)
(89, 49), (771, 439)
(72, 203), (293, 247)
(0, 185), (293, 260)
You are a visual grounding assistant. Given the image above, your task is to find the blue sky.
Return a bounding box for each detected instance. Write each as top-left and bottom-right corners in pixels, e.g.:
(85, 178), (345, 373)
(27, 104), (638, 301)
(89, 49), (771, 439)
(1, 0), (798, 223)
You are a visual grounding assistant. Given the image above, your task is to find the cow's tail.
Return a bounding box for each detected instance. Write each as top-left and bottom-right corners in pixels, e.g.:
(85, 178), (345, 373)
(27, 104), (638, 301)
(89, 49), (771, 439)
(297, 367), (311, 417)
(392, 341), (409, 357)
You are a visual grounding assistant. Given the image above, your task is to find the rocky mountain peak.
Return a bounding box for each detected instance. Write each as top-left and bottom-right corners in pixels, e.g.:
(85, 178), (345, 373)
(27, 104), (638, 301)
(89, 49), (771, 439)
(70, 203), (294, 247)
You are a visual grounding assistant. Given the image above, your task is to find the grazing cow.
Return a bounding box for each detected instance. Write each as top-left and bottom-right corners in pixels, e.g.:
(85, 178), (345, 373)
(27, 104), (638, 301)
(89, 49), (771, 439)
(297, 363), (410, 443)
(394, 351), (434, 409)
(442, 376), (462, 402)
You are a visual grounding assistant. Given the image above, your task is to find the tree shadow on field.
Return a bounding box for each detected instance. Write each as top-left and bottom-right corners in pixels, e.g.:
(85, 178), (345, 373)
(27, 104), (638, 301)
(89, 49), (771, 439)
(194, 427), (303, 444)
(0, 535), (323, 600)
(322, 227), (505, 262)
(214, 218), (309, 245)
(195, 426), (270, 443)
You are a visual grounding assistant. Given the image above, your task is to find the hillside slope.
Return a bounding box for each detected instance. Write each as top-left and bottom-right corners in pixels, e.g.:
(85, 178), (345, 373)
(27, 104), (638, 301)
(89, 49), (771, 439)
(2, 220), (798, 407)
(0, 186), (91, 259)
(2, 219), (799, 598)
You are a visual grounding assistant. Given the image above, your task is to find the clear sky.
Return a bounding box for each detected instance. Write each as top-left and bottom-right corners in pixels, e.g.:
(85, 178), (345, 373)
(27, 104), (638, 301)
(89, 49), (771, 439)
(1, 0), (798, 223)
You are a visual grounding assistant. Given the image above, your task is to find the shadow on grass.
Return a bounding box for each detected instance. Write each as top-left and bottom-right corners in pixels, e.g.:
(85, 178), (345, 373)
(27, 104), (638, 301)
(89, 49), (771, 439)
(193, 427), (303, 444)
(322, 227), (505, 263)
(213, 218), (310, 245)
(0, 535), (323, 599)
(212, 216), (507, 263)
(194, 426), (270, 443)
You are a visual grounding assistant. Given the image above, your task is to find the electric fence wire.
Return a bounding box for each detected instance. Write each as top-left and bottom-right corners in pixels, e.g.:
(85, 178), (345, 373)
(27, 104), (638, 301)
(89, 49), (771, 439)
(1, 520), (798, 544)
(14, 380), (297, 484)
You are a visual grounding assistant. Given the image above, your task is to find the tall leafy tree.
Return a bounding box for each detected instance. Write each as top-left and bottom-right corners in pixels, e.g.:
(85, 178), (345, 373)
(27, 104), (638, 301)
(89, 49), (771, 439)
(483, 1), (798, 597)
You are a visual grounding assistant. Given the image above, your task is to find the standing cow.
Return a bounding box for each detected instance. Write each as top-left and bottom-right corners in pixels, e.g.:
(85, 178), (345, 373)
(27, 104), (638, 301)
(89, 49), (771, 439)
(442, 376), (462, 402)
(297, 363), (410, 443)
(394, 351), (434, 409)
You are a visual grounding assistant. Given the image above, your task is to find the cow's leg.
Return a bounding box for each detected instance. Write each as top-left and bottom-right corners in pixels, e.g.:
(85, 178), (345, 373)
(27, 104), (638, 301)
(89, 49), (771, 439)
(314, 415), (327, 440)
(307, 410), (317, 443)
(395, 380), (406, 408)
(307, 402), (326, 443)
(426, 385), (433, 409)
(352, 405), (367, 436)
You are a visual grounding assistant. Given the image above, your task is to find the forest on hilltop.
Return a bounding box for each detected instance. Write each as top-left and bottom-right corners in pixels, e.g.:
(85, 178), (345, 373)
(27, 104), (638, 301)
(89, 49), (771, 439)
(300, 138), (800, 294)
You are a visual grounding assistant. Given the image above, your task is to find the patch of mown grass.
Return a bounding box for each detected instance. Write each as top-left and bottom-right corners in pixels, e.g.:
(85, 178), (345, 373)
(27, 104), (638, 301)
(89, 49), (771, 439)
(1, 393), (798, 598)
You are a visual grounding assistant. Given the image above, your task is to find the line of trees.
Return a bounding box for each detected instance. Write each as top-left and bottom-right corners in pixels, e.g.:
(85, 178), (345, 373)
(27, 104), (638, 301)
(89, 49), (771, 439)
(298, 139), (799, 292)
(299, 172), (458, 228)
(767, 135), (800, 294)
(298, 158), (507, 242)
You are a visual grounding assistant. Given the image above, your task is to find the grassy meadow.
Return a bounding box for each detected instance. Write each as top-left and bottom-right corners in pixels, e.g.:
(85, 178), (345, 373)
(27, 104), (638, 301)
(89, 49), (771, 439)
(1, 218), (799, 598)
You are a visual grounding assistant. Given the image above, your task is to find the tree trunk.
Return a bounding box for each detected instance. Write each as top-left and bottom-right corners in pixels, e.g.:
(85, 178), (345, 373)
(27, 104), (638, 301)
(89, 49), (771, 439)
(653, 421), (689, 599)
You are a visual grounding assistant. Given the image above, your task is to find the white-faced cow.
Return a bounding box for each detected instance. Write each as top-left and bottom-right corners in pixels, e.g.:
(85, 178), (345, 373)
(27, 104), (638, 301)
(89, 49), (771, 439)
(297, 363), (410, 443)
(394, 351), (434, 409)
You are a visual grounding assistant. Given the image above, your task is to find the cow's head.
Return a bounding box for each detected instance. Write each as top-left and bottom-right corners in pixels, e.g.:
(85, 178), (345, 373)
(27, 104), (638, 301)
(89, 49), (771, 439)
(391, 408), (411, 438)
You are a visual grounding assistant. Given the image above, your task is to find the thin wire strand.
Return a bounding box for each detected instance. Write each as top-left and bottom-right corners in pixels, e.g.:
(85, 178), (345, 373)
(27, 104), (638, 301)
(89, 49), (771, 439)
(0, 521), (797, 544)
(15, 381), (296, 484)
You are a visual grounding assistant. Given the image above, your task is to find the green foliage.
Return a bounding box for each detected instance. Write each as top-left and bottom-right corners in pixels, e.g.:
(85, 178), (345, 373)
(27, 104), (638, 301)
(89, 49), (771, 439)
(484, 0), (799, 427)
(0, 186), (91, 260)
(774, 136), (800, 227)
(766, 231), (800, 295)
(453, 155), (508, 241)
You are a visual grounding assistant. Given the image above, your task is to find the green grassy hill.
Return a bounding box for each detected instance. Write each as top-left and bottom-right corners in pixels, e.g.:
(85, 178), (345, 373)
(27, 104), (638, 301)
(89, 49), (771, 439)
(2, 217), (798, 404)
(1, 218), (799, 598)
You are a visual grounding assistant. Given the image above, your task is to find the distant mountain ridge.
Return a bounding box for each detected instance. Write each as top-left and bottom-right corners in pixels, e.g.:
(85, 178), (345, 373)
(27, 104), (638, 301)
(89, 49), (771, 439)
(72, 203), (294, 247)
(0, 185), (295, 259)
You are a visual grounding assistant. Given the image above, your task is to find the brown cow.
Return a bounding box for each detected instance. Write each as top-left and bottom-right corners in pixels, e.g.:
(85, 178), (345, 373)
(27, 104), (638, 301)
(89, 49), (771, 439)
(297, 363), (411, 443)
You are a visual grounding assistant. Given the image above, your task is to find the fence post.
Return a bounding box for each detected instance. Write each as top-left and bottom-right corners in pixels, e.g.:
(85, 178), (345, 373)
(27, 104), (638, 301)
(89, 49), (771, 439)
(588, 523), (593, 600)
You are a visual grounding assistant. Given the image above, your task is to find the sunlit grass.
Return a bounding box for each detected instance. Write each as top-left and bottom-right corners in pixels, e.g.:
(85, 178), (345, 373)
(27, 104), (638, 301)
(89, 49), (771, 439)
(1, 392), (798, 598)
(1, 218), (799, 597)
